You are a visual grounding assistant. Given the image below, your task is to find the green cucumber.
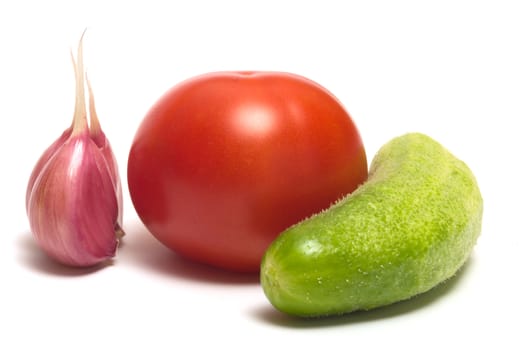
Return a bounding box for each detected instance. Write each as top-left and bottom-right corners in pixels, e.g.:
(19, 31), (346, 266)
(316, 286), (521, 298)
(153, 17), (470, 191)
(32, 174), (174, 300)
(260, 133), (483, 317)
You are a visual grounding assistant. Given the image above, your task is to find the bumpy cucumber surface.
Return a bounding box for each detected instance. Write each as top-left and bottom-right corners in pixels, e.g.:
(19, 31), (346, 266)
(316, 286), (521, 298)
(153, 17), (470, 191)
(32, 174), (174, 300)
(260, 133), (483, 317)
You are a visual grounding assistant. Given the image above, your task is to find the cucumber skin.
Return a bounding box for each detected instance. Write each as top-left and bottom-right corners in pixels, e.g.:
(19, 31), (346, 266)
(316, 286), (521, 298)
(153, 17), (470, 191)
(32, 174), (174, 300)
(260, 133), (483, 317)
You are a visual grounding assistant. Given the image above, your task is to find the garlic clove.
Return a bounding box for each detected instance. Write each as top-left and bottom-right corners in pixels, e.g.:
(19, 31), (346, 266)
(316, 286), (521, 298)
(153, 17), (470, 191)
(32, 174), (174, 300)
(27, 129), (120, 266)
(26, 31), (124, 267)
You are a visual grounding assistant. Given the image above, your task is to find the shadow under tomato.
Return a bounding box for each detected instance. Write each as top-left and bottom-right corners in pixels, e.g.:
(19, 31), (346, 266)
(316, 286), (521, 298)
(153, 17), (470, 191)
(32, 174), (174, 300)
(250, 256), (475, 328)
(16, 232), (113, 276)
(120, 219), (260, 285)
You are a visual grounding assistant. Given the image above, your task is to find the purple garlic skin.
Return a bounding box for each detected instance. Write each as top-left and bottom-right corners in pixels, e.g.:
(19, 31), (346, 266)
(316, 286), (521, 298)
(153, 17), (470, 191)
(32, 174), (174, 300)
(26, 33), (123, 267)
(26, 127), (72, 212)
(27, 130), (122, 266)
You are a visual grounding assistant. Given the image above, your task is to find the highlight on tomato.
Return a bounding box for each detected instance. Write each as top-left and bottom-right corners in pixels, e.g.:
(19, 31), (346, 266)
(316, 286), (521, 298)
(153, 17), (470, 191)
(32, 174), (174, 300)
(127, 71), (367, 272)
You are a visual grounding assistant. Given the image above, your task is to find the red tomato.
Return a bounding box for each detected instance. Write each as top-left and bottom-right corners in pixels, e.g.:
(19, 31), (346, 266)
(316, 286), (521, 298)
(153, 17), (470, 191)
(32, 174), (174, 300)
(128, 72), (367, 272)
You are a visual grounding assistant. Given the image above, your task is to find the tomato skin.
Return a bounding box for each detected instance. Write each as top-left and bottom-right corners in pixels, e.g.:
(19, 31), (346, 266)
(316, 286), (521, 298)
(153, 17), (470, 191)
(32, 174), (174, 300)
(128, 71), (367, 272)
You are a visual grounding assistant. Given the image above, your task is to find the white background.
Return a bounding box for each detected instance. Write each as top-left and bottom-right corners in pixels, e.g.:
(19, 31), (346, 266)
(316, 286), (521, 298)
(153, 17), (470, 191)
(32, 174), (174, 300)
(1, 0), (526, 349)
